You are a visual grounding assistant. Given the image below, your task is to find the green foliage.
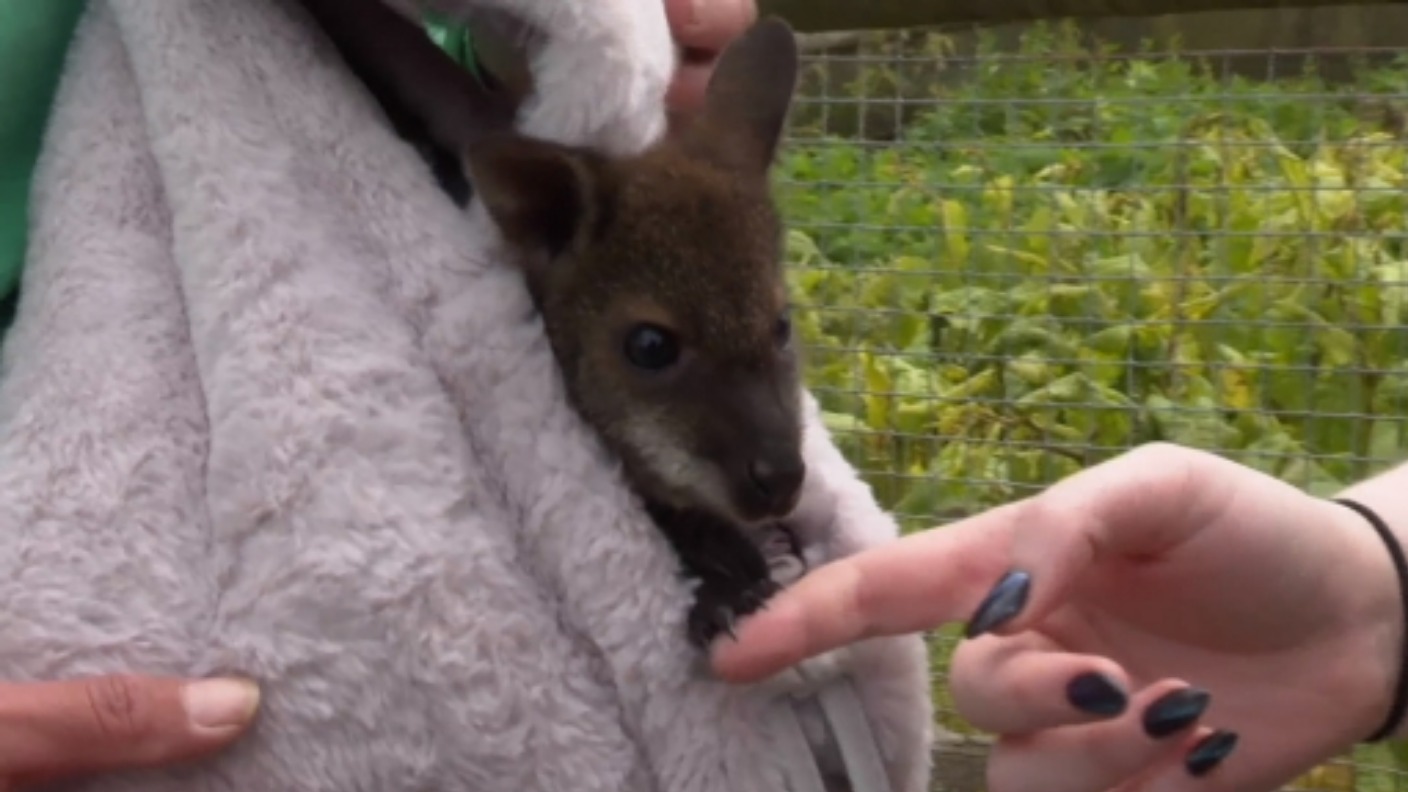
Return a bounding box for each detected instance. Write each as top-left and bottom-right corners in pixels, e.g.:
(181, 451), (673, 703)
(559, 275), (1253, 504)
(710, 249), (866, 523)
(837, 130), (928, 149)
(782, 20), (1408, 791)
(779, 22), (1408, 537)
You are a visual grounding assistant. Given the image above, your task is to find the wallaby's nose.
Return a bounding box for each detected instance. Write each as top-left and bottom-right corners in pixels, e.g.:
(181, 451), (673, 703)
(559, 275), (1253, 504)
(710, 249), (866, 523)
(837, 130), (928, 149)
(747, 454), (806, 517)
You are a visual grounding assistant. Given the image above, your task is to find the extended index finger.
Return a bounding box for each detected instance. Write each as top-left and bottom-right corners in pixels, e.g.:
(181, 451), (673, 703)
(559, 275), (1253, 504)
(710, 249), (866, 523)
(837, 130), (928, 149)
(710, 505), (1022, 682)
(711, 444), (1247, 683)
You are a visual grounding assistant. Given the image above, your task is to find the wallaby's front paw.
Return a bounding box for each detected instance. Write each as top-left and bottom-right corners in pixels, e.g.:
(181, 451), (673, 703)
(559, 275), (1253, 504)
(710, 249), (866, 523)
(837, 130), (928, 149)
(759, 523), (807, 587)
(687, 574), (781, 649)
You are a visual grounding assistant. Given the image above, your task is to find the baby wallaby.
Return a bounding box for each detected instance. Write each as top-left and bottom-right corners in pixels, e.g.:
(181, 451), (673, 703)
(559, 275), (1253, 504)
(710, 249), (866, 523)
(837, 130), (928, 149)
(298, 0), (807, 648)
(468, 20), (806, 644)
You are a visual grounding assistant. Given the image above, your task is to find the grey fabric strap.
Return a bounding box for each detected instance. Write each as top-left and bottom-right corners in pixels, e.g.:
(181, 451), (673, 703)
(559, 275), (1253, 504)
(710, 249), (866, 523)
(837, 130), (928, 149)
(776, 704), (830, 792)
(778, 675), (893, 792)
(817, 678), (891, 792)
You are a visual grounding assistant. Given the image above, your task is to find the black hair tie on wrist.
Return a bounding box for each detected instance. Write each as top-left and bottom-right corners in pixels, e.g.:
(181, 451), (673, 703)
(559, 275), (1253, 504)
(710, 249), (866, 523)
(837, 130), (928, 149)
(1333, 497), (1408, 743)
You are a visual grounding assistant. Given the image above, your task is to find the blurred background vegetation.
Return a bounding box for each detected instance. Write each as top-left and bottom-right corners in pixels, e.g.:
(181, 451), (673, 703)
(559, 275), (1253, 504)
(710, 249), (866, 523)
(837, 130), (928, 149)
(765, 5), (1408, 790)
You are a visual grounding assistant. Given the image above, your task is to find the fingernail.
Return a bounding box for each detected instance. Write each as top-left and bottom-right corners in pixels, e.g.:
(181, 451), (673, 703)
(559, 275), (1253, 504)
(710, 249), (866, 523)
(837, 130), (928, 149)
(1066, 672), (1128, 717)
(183, 678), (261, 733)
(963, 569), (1031, 638)
(1143, 687), (1211, 738)
(1186, 729), (1238, 777)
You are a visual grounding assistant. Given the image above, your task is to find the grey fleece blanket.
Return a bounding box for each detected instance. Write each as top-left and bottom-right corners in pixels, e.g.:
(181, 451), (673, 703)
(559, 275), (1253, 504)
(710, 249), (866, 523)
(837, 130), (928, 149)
(0, 1), (934, 790)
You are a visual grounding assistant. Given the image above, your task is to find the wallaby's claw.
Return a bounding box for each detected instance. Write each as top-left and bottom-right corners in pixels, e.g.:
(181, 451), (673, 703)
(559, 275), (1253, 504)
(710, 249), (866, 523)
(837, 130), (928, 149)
(687, 574), (780, 649)
(721, 609), (739, 641)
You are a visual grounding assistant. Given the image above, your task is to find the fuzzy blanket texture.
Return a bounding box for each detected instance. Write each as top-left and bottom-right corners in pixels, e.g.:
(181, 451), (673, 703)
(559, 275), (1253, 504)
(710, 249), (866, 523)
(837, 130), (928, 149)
(0, 0), (934, 790)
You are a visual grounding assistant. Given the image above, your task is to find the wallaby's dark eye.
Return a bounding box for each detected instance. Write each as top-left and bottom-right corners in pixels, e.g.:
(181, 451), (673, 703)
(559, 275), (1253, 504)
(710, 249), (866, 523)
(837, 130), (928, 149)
(774, 314), (792, 347)
(623, 324), (680, 371)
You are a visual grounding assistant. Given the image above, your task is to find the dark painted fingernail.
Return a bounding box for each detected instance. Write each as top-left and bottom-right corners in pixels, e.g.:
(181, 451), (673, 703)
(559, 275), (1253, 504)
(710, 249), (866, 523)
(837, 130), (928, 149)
(1143, 687), (1211, 738)
(1066, 672), (1128, 717)
(964, 569), (1031, 638)
(1186, 729), (1238, 777)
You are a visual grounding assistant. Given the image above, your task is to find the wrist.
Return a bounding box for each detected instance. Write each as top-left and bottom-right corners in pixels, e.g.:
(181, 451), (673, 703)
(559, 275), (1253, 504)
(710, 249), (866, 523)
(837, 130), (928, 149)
(1324, 482), (1408, 742)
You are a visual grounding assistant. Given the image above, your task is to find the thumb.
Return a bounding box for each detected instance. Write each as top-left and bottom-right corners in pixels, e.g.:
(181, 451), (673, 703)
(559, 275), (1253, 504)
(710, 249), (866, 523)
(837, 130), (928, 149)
(0, 674), (260, 787)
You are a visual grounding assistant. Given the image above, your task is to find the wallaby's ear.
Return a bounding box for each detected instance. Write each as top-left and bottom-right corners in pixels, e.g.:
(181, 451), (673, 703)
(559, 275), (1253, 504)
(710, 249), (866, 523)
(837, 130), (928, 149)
(462, 135), (604, 263)
(686, 16), (799, 173)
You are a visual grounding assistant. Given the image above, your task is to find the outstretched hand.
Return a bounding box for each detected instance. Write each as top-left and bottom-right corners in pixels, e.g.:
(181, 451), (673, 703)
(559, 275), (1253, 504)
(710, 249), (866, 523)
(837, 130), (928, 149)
(711, 443), (1402, 792)
(0, 674), (259, 789)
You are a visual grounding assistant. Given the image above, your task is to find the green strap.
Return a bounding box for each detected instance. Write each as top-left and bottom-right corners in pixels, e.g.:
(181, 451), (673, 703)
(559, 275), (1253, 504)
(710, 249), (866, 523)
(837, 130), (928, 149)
(0, 0), (88, 334)
(422, 15), (488, 88)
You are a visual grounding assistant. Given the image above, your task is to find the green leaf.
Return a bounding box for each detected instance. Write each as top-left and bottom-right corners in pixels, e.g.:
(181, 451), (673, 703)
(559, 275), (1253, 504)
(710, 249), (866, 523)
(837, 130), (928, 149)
(940, 199), (971, 266)
(1374, 260), (1408, 326)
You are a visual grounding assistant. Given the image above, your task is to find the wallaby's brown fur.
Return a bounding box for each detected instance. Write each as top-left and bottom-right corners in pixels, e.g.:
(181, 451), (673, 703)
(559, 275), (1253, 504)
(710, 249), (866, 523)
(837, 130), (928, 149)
(300, 0), (806, 647)
(468, 136), (802, 525)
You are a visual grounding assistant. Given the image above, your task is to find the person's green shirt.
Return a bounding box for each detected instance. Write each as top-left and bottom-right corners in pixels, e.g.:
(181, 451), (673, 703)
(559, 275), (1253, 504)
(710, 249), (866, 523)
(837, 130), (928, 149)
(0, 0), (88, 337)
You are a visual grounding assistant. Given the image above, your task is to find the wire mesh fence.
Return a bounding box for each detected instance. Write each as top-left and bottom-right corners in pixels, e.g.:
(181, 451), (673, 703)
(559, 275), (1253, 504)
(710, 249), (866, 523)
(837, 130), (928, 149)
(774, 19), (1408, 792)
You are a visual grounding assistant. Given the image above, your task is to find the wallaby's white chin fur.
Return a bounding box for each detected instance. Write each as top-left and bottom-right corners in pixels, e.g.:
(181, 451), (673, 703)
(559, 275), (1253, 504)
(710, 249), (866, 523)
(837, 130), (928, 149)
(615, 415), (799, 529)
(617, 415), (728, 513)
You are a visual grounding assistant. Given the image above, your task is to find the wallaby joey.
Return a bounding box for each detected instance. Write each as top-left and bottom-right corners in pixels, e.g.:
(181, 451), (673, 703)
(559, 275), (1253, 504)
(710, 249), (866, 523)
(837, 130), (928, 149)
(298, 0), (807, 648)
(466, 21), (806, 646)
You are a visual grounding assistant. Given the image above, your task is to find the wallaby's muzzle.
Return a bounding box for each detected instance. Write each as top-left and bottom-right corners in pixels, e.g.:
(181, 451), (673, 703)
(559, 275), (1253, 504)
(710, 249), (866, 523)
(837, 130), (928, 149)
(737, 448), (806, 520)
